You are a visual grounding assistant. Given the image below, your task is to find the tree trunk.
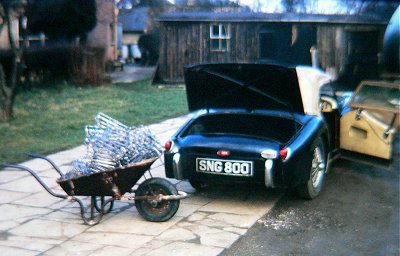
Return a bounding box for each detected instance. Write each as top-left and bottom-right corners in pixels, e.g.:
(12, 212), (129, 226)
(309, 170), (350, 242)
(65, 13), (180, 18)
(0, 5), (27, 120)
(0, 52), (19, 120)
(2, 96), (14, 118)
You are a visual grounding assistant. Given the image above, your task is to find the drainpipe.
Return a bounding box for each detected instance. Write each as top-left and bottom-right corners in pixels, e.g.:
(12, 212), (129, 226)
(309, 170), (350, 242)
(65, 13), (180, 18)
(310, 45), (319, 68)
(113, 7), (119, 61)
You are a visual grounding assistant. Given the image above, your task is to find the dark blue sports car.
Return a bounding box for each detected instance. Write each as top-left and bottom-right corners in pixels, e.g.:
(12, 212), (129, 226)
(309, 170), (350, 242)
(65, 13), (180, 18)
(164, 63), (335, 199)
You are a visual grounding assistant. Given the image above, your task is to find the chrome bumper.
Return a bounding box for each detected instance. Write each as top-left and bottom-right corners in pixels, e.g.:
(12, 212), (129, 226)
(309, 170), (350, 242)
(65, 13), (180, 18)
(172, 153), (184, 180)
(264, 159), (275, 188)
(173, 153), (275, 188)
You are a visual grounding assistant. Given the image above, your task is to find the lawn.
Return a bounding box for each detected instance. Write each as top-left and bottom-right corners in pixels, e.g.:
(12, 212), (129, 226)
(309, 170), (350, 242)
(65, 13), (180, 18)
(0, 80), (188, 164)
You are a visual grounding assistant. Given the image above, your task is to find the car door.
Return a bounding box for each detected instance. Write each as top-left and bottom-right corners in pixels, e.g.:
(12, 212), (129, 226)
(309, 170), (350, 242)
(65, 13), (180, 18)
(339, 80), (399, 167)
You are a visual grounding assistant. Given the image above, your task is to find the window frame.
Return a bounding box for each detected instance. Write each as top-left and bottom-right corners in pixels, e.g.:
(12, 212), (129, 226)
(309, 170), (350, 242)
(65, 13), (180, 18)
(210, 23), (231, 52)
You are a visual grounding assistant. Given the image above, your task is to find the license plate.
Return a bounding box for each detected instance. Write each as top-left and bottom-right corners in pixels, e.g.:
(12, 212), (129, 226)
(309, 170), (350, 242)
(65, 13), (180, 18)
(196, 158), (253, 176)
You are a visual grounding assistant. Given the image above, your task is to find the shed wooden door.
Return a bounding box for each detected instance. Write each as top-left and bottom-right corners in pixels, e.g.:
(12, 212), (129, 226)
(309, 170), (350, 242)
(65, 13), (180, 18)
(259, 32), (279, 61)
(259, 25), (315, 65)
(259, 25), (291, 63)
(346, 30), (380, 80)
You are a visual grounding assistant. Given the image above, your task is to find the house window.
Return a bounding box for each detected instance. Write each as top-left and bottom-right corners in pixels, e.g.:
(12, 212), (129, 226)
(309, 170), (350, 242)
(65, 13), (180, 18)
(210, 24), (230, 52)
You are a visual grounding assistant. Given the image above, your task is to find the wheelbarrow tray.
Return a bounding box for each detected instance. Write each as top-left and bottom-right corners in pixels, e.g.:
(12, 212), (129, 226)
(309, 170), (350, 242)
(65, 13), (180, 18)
(57, 157), (158, 197)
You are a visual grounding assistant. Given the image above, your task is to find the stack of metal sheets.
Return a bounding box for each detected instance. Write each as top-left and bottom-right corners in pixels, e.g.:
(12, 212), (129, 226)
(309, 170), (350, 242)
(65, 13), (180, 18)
(63, 113), (162, 180)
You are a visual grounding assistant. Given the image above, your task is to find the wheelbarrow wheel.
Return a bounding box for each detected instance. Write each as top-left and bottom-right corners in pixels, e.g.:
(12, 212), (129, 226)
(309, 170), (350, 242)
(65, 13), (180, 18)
(135, 178), (180, 222)
(94, 196), (114, 214)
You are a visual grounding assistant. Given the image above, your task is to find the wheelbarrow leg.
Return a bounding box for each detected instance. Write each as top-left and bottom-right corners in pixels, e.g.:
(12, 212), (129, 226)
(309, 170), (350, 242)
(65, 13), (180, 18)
(69, 196), (103, 226)
(90, 196), (96, 220)
(94, 196), (115, 214)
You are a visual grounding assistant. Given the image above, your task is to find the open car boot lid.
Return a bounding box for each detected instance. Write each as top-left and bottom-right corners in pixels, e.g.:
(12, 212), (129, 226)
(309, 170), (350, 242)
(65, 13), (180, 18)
(184, 63), (332, 116)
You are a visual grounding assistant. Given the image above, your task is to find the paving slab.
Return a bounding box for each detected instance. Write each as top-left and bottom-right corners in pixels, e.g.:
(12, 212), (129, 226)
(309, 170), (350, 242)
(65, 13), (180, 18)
(157, 227), (198, 242)
(0, 169), (29, 183)
(0, 190), (29, 204)
(88, 210), (184, 236)
(198, 229), (240, 248)
(0, 245), (40, 256)
(9, 219), (88, 239)
(144, 241), (223, 256)
(0, 204), (53, 223)
(0, 176), (48, 193)
(88, 245), (135, 256)
(173, 202), (200, 218)
(43, 240), (105, 256)
(71, 232), (153, 250)
(129, 239), (171, 256)
(13, 191), (64, 208)
(0, 236), (63, 252)
(0, 114), (283, 255)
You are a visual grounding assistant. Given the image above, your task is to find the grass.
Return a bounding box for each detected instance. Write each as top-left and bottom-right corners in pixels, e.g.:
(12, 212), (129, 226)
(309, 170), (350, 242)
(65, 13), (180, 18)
(0, 80), (188, 164)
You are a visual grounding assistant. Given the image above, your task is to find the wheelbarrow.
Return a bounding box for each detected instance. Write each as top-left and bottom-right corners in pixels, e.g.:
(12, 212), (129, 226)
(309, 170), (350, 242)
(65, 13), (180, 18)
(2, 153), (187, 225)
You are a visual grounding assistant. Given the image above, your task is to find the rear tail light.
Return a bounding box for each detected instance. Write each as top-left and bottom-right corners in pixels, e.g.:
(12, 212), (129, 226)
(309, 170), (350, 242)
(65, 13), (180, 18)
(165, 140), (173, 152)
(279, 148), (288, 160)
(217, 150), (230, 157)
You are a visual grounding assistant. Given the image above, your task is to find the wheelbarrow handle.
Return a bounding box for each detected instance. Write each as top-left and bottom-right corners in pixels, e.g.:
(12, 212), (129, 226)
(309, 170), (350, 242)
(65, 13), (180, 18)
(2, 164), (103, 226)
(27, 153), (64, 178)
(2, 164), (68, 200)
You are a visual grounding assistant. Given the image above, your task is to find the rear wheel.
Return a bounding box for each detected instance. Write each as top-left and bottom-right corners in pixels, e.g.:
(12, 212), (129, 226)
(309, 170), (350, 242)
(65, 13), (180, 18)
(296, 138), (327, 199)
(135, 178), (180, 222)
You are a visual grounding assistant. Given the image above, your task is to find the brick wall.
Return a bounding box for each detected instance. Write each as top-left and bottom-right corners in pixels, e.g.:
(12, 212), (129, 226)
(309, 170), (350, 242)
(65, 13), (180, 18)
(87, 0), (115, 61)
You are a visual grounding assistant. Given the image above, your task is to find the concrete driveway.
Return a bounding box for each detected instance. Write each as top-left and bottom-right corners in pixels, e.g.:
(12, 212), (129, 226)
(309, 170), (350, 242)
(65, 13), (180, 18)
(0, 115), (282, 256)
(109, 65), (156, 84)
(224, 152), (399, 255)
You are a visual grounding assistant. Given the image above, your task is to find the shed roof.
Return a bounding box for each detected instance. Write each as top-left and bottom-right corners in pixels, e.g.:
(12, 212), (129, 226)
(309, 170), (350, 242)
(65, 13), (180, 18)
(158, 11), (390, 25)
(119, 7), (150, 32)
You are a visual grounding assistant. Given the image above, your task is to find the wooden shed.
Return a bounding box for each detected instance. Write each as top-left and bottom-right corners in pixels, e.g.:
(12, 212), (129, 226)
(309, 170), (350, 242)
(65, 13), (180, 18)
(155, 11), (390, 84)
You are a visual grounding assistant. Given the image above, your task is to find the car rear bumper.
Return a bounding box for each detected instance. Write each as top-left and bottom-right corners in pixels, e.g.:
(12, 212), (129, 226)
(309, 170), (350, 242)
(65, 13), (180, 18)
(165, 152), (280, 188)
